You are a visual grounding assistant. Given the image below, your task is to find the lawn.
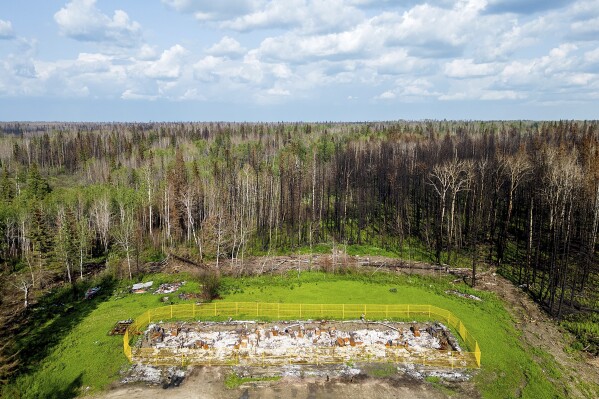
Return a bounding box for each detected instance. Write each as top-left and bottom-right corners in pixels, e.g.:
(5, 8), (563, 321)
(3, 271), (567, 399)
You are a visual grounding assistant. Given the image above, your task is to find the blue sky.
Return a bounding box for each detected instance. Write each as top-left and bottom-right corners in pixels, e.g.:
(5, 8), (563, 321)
(0, 0), (598, 121)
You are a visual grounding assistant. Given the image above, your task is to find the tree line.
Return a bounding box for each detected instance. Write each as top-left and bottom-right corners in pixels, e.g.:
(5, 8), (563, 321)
(0, 120), (597, 319)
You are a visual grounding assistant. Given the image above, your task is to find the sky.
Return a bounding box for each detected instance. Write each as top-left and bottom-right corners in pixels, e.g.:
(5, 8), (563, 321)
(0, 0), (598, 122)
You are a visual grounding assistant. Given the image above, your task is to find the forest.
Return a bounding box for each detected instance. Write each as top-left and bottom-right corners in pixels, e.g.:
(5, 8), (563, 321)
(0, 120), (597, 358)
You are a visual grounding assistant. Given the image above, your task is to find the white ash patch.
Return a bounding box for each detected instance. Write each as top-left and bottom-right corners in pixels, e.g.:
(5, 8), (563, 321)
(121, 364), (162, 384)
(121, 364), (187, 386)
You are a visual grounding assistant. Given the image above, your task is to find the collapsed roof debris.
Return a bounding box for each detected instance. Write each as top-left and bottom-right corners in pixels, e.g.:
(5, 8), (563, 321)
(131, 281), (153, 294)
(133, 320), (469, 367)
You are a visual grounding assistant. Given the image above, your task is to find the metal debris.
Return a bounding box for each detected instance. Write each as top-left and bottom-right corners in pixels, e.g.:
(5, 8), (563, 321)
(132, 281), (153, 293)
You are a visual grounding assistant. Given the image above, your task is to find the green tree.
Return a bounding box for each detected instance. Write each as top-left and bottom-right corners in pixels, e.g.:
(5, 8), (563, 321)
(55, 207), (78, 284)
(25, 163), (51, 200)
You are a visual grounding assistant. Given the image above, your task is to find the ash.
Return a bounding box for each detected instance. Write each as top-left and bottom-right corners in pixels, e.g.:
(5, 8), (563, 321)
(137, 320), (463, 366)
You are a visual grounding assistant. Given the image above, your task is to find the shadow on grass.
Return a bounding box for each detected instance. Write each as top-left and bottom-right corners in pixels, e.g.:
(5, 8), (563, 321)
(46, 373), (84, 399)
(12, 276), (117, 377)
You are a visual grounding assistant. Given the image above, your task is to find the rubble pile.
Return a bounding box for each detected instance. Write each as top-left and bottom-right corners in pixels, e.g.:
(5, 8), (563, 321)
(155, 281), (186, 294)
(135, 320), (466, 366)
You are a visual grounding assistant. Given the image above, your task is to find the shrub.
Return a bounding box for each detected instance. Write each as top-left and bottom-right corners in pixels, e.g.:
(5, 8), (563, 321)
(200, 271), (221, 302)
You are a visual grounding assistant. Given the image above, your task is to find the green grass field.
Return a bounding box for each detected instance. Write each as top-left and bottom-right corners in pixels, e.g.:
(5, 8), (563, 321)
(2, 270), (584, 399)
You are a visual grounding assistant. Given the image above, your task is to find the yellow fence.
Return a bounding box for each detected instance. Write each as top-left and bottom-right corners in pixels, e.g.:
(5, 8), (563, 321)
(124, 303), (481, 368)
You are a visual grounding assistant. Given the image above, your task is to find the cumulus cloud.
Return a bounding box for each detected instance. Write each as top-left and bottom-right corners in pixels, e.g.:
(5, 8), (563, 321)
(143, 45), (189, 80)
(0, 19), (15, 39)
(2, 0), (598, 116)
(161, 0), (253, 21)
(54, 0), (141, 46)
(376, 90), (396, 100)
(569, 16), (599, 40)
(222, 0), (363, 33)
(386, 1), (488, 57)
(206, 36), (246, 57)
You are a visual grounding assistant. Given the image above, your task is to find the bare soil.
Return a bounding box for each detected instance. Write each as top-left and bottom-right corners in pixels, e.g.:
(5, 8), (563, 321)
(96, 366), (476, 399)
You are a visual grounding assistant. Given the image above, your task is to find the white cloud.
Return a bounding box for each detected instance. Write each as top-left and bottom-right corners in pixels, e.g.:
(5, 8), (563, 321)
(254, 22), (374, 63)
(444, 59), (497, 78)
(565, 73), (595, 85)
(121, 89), (159, 100)
(584, 47), (599, 64)
(162, 0), (253, 21)
(143, 45), (188, 80)
(54, 0), (141, 46)
(193, 55), (226, 82)
(138, 44), (158, 60)
(480, 90), (525, 100)
(0, 19), (14, 39)
(266, 87), (290, 96)
(2, 0), (598, 117)
(384, 1), (486, 57)
(206, 36), (246, 57)
(223, 0), (363, 33)
(376, 90), (396, 100)
(363, 49), (424, 75)
(570, 16), (599, 40)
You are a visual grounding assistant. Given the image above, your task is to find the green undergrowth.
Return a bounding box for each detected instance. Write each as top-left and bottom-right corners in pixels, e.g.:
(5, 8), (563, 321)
(561, 312), (599, 355)
(246, 238), (475, 268)
(365, 364), (397, 378)
(2, 270), (568, 399)
(224, 373), (281, 389)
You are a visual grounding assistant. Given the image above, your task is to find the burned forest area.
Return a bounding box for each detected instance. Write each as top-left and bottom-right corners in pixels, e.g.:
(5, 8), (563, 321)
(0, 120), (598, 398)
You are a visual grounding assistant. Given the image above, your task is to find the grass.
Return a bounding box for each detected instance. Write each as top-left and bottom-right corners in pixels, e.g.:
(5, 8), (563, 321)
(561, 313), (599, 355)
(2, 270), (570, 399)
(220, 272), (562, 398)
(224, 373), (281, 389)
(365, 364), (397, 378)
(2, 273), (202, 399)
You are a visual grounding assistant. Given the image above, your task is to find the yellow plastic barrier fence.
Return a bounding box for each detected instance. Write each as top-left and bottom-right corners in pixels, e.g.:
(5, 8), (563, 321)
(124, 303), (481, 368)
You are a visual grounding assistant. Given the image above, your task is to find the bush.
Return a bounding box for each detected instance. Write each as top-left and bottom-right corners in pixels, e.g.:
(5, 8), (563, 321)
(200, 271), (221, 302)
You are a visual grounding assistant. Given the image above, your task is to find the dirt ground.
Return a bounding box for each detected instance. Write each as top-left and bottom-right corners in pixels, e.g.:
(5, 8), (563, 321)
(93, 253), (597, 399)
(97, 366), (476, 399)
